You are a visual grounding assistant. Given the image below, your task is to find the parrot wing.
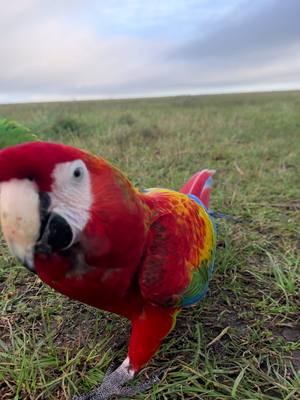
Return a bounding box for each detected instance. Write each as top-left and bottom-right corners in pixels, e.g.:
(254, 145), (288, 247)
(139, 191), (216, 308)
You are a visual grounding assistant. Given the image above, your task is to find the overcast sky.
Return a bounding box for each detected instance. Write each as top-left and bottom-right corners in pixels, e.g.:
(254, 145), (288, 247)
(0, 0), (300, 103)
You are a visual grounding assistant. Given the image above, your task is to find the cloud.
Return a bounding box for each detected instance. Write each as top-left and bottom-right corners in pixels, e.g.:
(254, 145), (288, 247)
(0, 20), (169, 93)
(0, 0), (299, 103)
(168, 0), (300, 89)
(172, 0), (300, 61)
(91, 0), (244, 39)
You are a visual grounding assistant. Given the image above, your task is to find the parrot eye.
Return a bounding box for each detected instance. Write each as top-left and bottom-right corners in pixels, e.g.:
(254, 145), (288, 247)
(53, 159), (87, 188)
(70, 161), (86, 183)
(73, 167), (83, 179)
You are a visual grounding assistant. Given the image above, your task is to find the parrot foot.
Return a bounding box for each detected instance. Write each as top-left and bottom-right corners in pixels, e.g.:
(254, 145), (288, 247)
(73, 357), (159, 400)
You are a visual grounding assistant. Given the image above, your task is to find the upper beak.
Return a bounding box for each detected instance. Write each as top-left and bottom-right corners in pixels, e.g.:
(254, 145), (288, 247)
(0, 179), (74, 274)
(0, 179), (41, 272)
(23, 255), (36, 273)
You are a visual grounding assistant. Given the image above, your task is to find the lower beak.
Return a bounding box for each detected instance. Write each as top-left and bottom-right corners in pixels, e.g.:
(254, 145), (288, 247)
(35, 212), (74, 254)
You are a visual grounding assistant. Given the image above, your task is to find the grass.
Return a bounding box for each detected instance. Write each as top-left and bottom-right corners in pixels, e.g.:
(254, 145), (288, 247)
(0, 91), (299, 399)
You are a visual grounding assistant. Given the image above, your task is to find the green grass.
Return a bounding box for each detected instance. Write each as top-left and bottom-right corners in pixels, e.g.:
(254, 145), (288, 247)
(0, 119), (39, 147)
(0, 91), (299, 399)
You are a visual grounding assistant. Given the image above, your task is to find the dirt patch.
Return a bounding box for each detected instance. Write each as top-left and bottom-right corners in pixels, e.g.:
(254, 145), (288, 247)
(272, 201), (300, 212)
(280, 326), (300, 342)
(270, 323), (300, 373)
(292, 349), (300, 373)
(272, 323), (300, 343)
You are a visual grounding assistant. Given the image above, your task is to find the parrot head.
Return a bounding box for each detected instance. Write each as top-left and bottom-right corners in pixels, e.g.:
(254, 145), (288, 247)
(0, 142), (148, 282)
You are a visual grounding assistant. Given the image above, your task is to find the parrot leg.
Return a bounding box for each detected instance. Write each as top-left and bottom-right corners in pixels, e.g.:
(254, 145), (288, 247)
(73, 305), (179, 400)
(128, 303), (179, 371)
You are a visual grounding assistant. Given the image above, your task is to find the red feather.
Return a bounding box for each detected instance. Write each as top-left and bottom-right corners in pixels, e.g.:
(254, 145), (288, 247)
(180, 169), (215, 208)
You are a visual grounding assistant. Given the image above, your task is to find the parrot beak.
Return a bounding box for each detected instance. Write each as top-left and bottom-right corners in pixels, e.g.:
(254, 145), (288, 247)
(0, 179), (41, 273)
(0, 179), (75, 273)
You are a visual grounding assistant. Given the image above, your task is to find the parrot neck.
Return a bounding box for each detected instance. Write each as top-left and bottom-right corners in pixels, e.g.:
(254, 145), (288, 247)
(137, 190), (166, 219)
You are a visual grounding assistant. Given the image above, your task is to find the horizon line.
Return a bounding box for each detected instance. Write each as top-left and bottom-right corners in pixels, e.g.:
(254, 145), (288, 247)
(1, 86), (300, 106)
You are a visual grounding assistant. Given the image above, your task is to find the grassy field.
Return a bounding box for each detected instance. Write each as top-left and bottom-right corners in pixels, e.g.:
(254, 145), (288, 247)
(0, 91), (299, 400)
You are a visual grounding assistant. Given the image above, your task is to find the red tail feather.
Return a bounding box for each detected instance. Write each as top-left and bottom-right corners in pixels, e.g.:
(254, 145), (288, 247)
(180, 169), (215, 208)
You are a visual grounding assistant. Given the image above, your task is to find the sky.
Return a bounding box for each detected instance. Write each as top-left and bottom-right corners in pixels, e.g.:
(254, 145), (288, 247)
(0, 0), (300, 103)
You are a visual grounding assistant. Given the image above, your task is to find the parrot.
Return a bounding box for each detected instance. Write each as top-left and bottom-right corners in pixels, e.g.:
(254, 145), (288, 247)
(0, 141), (217, 400)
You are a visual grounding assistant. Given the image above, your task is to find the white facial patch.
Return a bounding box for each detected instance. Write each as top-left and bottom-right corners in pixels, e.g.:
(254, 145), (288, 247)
(0, 179), (40, 266)
(50, 159), (92, 242)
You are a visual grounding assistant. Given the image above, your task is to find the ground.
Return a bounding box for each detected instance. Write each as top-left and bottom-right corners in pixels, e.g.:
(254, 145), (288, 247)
(0, 91), (299, 399)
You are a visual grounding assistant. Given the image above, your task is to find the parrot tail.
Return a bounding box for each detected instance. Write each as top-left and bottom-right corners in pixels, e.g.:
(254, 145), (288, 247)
(180, 169), (215, 209)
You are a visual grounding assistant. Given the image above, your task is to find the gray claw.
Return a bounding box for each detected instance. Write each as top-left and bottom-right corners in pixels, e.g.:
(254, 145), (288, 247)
(115, 374), (160, 397)
(103, 359), (119, 381)
(73, 356), (162, 400)
(72, 395), (89, 400)
(73, 373), (160, 400)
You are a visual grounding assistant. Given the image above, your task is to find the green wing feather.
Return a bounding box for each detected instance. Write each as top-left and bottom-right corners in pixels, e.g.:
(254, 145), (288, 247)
(180, 257), (214, 307)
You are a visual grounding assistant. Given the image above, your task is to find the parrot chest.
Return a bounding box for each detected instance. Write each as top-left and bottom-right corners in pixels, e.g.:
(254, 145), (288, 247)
(35, 247), (140, 317)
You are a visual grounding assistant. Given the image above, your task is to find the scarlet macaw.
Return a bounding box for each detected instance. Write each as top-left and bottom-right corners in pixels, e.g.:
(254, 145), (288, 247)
(0, 142), (216, 399)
